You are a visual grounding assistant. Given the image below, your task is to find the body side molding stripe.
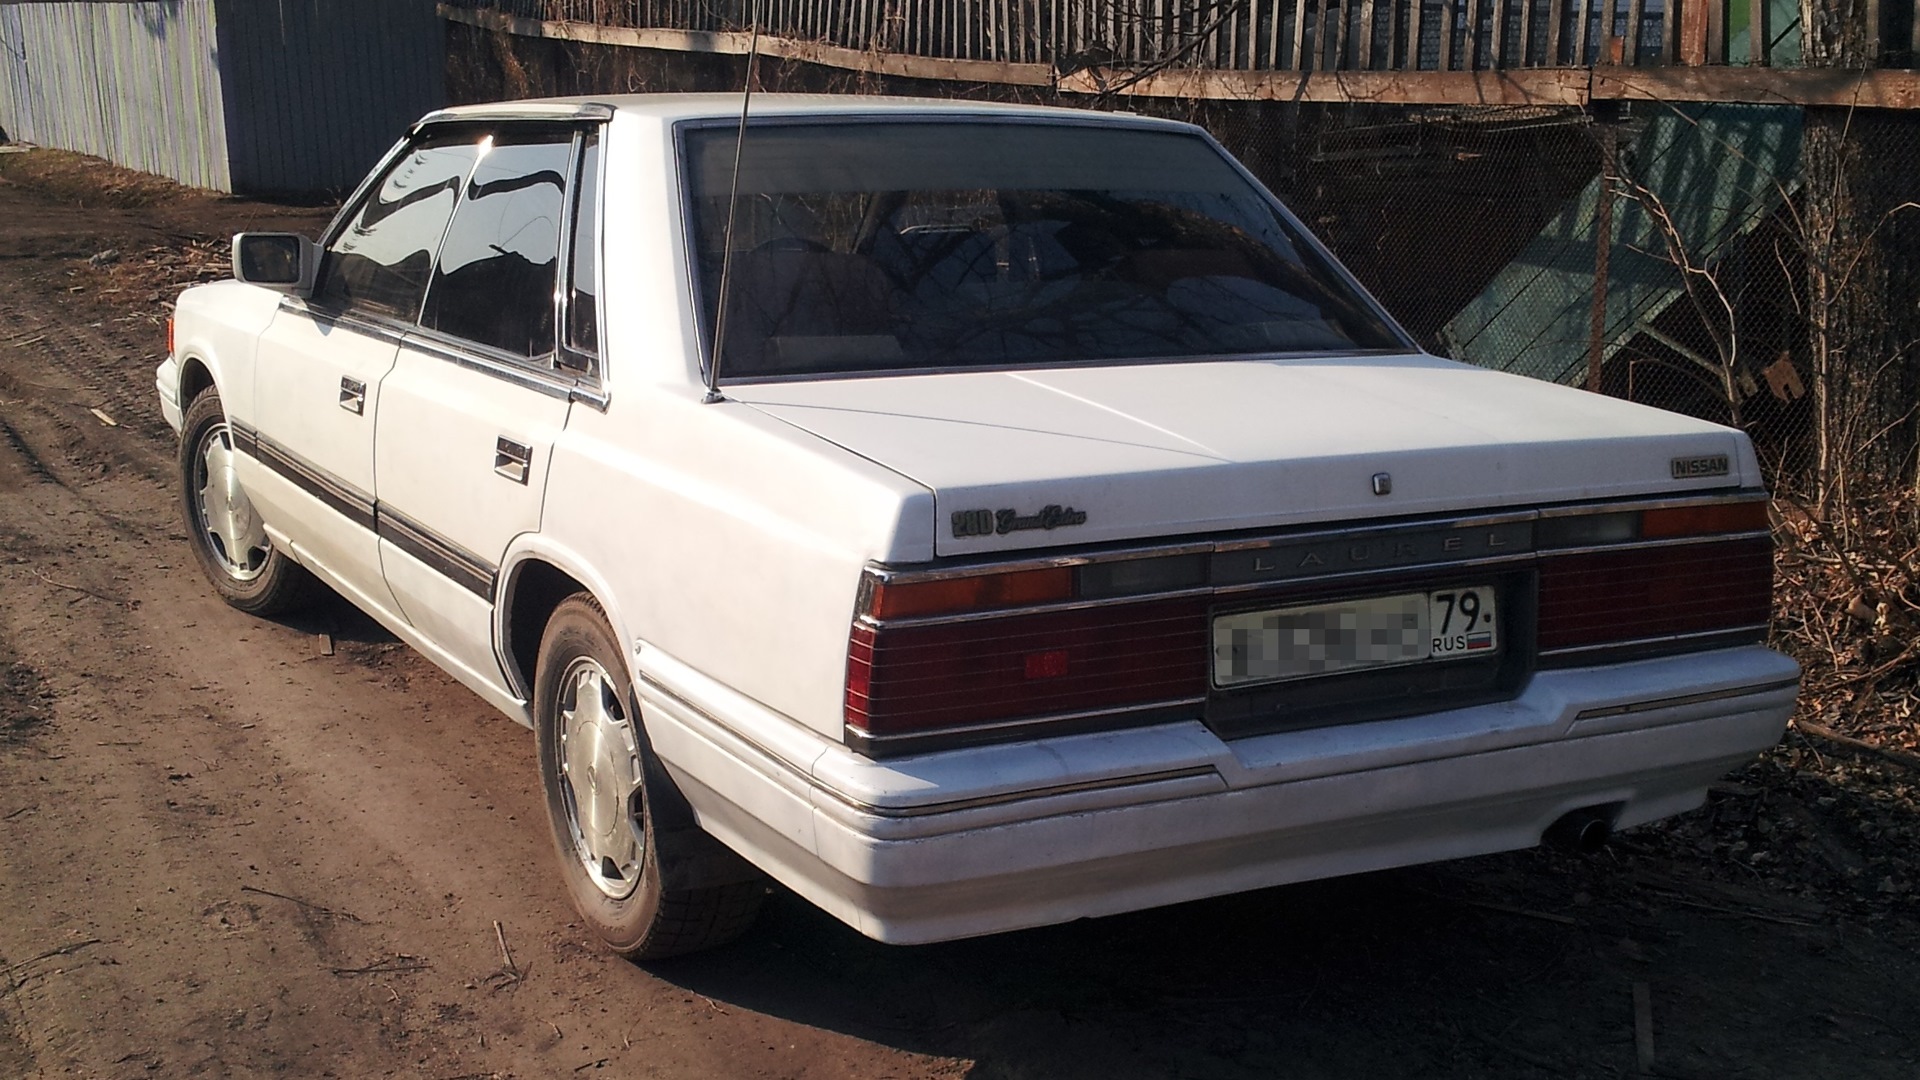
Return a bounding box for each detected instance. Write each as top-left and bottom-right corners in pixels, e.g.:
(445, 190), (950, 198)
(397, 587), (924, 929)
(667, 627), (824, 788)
(228, 428), (496, 600)
(375, 504), (498, 600)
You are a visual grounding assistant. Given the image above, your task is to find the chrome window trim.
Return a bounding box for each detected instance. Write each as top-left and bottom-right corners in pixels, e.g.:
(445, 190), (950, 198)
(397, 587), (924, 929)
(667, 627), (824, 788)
(278, 296), (413, 347)
(554, 125), (608, 400)
(401, 328), (584, 402)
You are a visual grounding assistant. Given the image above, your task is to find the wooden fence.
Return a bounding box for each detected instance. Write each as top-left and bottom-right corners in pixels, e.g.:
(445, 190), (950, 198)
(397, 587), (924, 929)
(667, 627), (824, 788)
(444, 0), (1919, 73)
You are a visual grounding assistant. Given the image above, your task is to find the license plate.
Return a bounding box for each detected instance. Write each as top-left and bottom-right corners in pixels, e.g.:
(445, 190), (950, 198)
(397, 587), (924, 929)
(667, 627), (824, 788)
(1212, 585), (1500, 688)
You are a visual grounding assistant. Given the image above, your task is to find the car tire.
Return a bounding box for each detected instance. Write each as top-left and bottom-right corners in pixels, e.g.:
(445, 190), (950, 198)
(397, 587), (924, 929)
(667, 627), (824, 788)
(179, 387), (314, 616)
(534, 594), (765, 959)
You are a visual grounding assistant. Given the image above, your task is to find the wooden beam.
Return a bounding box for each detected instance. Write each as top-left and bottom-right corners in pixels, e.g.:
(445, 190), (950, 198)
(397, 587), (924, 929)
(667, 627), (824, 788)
(1705, 0), (1725, 63)
(1059, 63), (1920, 106)
(1547, 0), (1565, 62)
(437, 1), (1055, 84)
(1407, 0), (1426, 68)
(1749, 0), (1768, 64)
(442, 3), (1920, 107)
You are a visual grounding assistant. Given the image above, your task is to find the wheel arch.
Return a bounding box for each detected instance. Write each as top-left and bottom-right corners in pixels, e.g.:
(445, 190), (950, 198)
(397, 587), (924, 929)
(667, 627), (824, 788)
(178, 354), (217, 406)
(496, 539), (633, 705)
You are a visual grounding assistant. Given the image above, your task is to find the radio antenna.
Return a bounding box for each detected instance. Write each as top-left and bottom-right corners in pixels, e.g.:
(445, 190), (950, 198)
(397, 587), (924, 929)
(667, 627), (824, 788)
(703, 1), (763, 405)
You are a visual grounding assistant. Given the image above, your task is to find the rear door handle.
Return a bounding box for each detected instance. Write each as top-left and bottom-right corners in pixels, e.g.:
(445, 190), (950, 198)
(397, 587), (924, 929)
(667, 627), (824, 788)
(493, 437), (531, 484)
(339, 377), (366, 415)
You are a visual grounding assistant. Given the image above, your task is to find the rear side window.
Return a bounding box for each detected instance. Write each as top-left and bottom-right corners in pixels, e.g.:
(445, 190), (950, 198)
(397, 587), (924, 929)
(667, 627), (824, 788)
(564, 131), (601, 359)
(316, 133), (478, 319)
(421, 128), (574, 359)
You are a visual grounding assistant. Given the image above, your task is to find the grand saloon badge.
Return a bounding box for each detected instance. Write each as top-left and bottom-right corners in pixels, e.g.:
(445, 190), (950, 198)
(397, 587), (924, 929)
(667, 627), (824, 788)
(951, 504), (1089, 538)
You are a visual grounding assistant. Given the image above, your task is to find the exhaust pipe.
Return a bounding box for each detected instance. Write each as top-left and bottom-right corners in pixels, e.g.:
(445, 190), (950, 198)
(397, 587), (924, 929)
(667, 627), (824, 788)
(1543, 806), (1617, 854)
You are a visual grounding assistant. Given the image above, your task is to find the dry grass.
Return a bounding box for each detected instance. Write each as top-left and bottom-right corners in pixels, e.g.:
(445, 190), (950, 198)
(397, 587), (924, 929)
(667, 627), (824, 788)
(0, 146), (201, 210)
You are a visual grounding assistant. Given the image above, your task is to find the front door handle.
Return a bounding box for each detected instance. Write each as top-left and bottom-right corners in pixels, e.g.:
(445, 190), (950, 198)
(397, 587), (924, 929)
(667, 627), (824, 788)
(493, 437), (531, 484)
(339, 377), (366, 415)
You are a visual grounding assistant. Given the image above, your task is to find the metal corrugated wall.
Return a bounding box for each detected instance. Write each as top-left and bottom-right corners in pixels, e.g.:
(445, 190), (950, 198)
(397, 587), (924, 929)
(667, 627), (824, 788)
(0, 0), (231, 190)
(214, 0), (443, 194)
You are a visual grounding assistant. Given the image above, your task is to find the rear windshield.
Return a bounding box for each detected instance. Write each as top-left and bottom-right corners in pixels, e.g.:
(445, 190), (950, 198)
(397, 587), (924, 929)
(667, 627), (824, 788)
(681, 120), (1404, 379)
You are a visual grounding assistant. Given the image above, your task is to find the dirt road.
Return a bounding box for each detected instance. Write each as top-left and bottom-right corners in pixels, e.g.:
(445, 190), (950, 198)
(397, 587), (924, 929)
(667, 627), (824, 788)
(2, 153), (1918, 1080)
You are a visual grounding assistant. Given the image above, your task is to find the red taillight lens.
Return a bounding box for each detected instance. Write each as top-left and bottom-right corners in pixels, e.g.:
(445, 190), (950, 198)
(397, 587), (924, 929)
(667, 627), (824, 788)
(1537, 536), (1772, 654)
(845, 598), (1209, 742)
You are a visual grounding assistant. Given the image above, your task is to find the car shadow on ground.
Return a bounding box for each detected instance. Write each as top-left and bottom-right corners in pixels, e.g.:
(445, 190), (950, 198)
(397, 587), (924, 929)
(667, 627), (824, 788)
(271, 586), (399, 647)
(644, 844), (1920, 1080)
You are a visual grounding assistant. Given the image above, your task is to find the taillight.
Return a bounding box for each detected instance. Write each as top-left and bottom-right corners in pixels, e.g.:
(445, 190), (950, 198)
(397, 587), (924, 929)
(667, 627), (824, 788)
(1537, 536), (1772, 657)
(166, 316), (175, 358)
(845, 596), (1209, 750)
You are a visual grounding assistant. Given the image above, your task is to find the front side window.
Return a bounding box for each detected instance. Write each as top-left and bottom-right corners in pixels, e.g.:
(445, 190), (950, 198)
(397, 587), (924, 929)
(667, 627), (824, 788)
(682, 121), (1404, 379)
(420, 128), (573, 359)
(316, 132), (478, 319)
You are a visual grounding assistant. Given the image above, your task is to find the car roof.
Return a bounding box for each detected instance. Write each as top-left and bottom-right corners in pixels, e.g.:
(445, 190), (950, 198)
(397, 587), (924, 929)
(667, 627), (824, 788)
(416, 93), (1195, 131)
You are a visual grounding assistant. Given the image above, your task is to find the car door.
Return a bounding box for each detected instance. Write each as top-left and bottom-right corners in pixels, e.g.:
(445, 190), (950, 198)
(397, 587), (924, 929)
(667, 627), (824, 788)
(373, 124), (599, 695)
(245, 132), (480, 618)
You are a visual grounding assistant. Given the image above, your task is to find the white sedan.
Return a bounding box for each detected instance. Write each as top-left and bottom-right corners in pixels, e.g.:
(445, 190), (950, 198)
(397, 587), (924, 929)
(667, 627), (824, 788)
(158, 94), (1798, 957)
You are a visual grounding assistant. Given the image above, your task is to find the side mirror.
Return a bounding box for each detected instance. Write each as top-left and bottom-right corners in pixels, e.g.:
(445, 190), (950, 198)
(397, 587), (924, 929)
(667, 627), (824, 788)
(232, 232), (320, 297)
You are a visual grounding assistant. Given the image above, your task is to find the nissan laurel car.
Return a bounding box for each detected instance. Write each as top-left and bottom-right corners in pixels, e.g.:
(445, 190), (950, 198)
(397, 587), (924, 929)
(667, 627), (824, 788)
(157, 94), (1799, 958)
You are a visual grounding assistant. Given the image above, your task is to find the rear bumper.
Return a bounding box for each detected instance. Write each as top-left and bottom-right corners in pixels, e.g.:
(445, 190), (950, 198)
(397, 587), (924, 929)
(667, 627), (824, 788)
(639, 645), (1798, 944)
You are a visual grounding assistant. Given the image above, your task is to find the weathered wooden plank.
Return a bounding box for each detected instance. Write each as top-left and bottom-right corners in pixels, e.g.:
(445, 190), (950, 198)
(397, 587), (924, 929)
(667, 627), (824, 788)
(1292, 0), (1311, 67)
(1546, 0), (1565, 61)
(1465, 0), (1482, 67)
(1408, 0), (1426, 67)
(1661, 0), (1677, 62)
(1052, 60), (1920, 106)
(1677, 0), (1705, 62)
(1517, 0), (1534, 64)
(1625, 0), (1644, 62)
(1489, 0), (1506, 66)
(1358, 0), (1376, 66)
(437, 2), (1057, 83)
(1439, 0), (1456, 68)
(1749, 0), (1767, 64)
(1705, 0), (1724, 63)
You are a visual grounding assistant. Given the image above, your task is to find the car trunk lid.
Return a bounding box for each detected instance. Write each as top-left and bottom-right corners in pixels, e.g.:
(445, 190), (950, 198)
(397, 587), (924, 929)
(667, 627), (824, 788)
(731, 353), (1753, 558)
